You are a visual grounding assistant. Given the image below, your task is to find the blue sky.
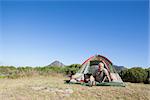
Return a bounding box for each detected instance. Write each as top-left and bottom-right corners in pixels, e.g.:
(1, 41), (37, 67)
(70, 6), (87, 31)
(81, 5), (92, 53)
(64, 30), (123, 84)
(0, 0), (149, 67)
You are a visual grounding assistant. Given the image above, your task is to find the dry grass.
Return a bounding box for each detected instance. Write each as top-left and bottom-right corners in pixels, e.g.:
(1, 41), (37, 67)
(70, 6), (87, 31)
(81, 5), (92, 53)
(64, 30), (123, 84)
(0, 75), (150, 100)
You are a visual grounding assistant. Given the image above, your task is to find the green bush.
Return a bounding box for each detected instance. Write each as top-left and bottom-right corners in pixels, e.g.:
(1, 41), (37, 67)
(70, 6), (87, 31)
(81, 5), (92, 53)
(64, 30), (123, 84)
(120, 67), (147, 83)
(144, 68), (150, 84)
(0, 66), (17, 74)
(62, 64), (81, 74)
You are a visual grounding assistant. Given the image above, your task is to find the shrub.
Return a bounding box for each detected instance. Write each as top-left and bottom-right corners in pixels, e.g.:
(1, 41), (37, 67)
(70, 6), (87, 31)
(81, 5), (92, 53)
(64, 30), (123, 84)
(120, 67), (147, 83)
(62, 64), (81, 74)
(144, 68), (150, 84)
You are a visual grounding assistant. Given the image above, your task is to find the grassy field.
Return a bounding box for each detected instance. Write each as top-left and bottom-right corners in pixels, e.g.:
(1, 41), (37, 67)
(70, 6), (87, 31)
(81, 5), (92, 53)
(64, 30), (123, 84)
(0, 74), (150, 100)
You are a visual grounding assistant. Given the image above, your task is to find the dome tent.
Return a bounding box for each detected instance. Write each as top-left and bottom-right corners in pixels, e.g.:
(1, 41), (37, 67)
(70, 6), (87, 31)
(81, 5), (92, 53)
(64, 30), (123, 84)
(68, 55), (125, 87)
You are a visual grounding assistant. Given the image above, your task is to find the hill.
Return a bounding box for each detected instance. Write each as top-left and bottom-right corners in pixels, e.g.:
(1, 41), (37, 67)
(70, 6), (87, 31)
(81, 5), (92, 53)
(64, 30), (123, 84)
(113, 65), (127, 73)
(48, 60), (65, 67)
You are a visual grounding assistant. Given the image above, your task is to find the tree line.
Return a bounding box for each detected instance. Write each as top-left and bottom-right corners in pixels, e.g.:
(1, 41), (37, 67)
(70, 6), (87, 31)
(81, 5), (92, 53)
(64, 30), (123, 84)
(0, 65), (149, 83)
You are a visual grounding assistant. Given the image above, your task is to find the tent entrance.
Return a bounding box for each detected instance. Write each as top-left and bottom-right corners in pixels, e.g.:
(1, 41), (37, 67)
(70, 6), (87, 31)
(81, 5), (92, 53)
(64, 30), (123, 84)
(84, 60), (110, 83)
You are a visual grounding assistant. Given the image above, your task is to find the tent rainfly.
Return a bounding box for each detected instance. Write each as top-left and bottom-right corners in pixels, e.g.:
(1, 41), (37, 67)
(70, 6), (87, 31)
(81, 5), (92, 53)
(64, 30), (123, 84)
(68, 54), (125, 87)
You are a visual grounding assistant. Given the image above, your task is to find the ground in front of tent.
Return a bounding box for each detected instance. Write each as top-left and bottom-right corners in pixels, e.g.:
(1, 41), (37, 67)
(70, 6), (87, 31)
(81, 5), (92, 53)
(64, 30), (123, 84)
(0, 75), (150, 100)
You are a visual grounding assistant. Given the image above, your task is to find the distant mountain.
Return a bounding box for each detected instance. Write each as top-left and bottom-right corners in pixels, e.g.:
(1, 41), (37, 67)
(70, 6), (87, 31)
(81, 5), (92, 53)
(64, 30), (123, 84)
(113, 65), (127, 73)
(48, 60), (65, 67)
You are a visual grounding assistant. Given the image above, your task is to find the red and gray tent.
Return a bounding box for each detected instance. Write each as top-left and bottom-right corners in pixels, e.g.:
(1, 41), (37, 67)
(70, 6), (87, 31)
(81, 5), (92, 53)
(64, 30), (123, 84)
(79, 55), (114, 74)
(69, 54), (125, 86)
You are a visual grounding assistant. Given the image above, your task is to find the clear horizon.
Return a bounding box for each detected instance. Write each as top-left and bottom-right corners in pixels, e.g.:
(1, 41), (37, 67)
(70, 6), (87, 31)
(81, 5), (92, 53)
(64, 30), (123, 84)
(0, 0), (149, 67)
